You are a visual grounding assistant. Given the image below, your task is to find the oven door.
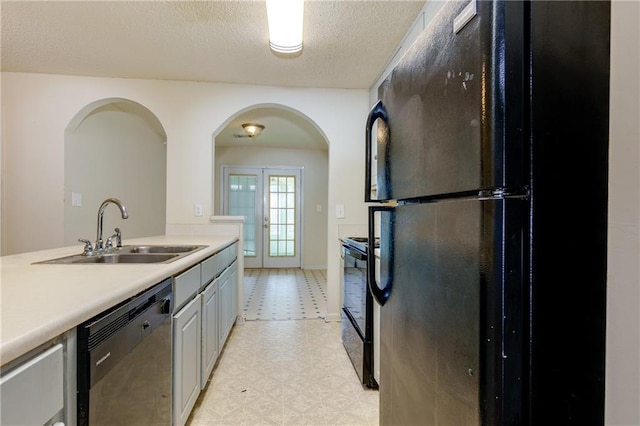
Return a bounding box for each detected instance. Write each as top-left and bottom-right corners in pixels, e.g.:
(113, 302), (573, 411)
(342, 243), (377, 388)
(342, 244), (368, 335)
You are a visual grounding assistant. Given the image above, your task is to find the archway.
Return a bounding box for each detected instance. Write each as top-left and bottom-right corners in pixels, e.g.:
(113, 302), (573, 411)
(212, 103), (330, 318)
(64, 98), (168, 247)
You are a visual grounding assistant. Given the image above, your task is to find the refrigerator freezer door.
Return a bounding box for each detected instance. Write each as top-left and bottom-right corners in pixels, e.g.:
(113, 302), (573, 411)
(379, 197), (526, 425)
(373, 1), (525, 201)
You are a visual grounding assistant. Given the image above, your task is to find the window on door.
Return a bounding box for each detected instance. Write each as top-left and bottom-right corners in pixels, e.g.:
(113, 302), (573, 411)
(228, 174), (258, 257)
(223, 166), (302, 268)
(268, 175), (296, 257)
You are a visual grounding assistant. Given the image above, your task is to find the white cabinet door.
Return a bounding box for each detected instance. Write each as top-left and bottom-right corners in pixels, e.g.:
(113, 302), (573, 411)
(218, 270), (230, 349)
(200, 279), (219, 389)
(173, 297), (201, 426)
(229, 262), (238, 322)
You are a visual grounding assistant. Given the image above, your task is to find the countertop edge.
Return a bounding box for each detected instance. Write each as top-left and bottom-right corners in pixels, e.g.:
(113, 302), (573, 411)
(0, 234), (238, 367)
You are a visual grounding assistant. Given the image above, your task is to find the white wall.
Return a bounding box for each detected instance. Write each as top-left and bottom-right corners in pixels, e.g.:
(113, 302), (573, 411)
(1, 74), (369, 320)
(606, 1), (640, 424)
(64, 102), (167, 246)
(215, 145), (328, 269)
(369, 1), (445, 105)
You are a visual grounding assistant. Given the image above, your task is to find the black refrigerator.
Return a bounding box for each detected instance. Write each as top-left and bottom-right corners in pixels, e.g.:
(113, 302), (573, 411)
(365, 1), (610, 425)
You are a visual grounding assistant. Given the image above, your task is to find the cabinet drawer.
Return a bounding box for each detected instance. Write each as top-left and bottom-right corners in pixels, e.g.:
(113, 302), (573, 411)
(0, 343), (64, 425)
(200, 254), (220, 289)
(174, 263), (201, 312)
(228, 242), (238, 263)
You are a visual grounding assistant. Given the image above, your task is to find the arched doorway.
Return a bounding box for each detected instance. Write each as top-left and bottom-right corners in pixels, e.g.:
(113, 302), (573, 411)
(64, 98), (167, 246)
(212, 104), (330, 320)
(213, 105), (329, 270)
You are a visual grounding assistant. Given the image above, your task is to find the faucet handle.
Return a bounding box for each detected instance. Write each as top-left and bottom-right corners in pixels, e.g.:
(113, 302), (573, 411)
(78, 238), (94, 256)
(106, 228), (123, 250)
(106, 234), (117, 250)
(114, 227), (122, 248)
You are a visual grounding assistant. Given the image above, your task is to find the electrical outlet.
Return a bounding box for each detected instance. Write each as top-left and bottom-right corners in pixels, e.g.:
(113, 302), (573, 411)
(194, 204), (203, 217)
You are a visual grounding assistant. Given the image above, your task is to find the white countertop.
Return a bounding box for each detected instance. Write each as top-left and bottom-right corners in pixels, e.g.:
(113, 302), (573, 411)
(0, 234), (237, 366)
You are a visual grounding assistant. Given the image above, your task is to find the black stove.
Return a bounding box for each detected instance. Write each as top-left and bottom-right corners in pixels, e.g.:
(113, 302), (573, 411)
(342, 236), (380, 254)
(341, 236), (378, 389)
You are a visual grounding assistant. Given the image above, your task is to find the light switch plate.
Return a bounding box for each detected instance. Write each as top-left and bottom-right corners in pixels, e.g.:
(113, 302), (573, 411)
(335, 204), (345, 219)
(71, 192), (82, 207)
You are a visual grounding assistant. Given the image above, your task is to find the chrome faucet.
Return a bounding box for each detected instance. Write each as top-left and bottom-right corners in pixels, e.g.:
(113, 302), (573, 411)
(96, 198), (128, 251)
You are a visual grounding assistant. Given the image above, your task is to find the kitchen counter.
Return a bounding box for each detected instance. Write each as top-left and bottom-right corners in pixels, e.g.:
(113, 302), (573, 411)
(0, 234), (237, 366)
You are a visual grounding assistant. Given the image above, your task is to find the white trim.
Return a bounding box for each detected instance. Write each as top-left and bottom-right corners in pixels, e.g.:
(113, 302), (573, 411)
(453, 0), (477, 34)
(324, 313), (341, 322)
(302, 264), (327, 270)
(209, 215), (245, 223)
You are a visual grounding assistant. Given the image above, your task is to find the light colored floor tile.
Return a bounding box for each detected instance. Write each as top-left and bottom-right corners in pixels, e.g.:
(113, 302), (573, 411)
(244, 268), (327, 320)
(187, 270), (378, 426)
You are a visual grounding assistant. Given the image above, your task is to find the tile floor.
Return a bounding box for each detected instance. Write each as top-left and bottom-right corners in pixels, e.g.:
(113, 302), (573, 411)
(187, 269), (379, 426)
(243, 269), (328, 321)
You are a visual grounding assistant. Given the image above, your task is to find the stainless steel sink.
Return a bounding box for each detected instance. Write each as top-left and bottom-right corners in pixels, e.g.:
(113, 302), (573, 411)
(73, 253), (179, 264)
(121, 245), (204, 254)
(33, 244), (208, 265)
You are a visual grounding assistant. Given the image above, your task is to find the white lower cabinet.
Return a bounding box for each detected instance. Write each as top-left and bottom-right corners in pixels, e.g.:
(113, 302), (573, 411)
(172, 296), (201, 426)
(172, 241), (239, 425)
(0, 343), (64, 425)
(229, 264), (238, 323)
(218, 260), (238, 350)
(218, 268), (231, 349)
(200, 278), (219, 389)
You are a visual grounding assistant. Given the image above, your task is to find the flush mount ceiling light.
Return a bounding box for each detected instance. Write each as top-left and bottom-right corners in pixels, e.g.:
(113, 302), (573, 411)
(266, 0), (304, 54)
(241, 123), (265, 138)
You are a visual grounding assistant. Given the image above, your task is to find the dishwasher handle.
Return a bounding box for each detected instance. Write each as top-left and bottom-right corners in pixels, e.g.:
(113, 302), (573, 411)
(128, 295), (156, 320)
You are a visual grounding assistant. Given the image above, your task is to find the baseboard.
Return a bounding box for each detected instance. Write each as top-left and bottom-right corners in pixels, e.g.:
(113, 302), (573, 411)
(324, 312), (341, 322)
(302, 264), (327, 270)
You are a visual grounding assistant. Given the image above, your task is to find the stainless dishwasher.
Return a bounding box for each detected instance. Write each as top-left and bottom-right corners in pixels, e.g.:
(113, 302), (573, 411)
(77, 278), (173, 425)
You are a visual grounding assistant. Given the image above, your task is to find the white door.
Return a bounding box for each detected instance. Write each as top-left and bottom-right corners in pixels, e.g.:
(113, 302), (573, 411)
(223, 166), (302, 268)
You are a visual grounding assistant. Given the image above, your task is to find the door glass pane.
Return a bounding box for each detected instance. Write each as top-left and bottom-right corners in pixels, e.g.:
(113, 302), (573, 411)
(228, 174), (257, 257)
(268, 175), (296, 257)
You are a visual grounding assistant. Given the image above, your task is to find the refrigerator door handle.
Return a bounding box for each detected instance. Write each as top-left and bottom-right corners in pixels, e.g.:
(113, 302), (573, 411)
(365, 100), (389, 202)
(368, 206), (394, 306)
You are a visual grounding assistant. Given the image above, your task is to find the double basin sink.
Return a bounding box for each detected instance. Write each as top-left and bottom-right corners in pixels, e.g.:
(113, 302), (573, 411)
(35, 245), (208, 265)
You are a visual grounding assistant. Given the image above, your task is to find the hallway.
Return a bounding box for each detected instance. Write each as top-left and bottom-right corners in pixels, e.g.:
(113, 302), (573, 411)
(187, 269), (379, 425)
(243, 269), (327, 321)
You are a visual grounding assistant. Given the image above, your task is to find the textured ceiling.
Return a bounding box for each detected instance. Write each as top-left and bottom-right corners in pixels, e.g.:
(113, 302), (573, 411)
(1, 0), (426, 90)
(1, 0), (426, 148)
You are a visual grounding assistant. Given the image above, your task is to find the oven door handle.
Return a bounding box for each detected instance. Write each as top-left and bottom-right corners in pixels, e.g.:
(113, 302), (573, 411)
(342, 245), (366, 261)
(368, 205), (394, 306)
